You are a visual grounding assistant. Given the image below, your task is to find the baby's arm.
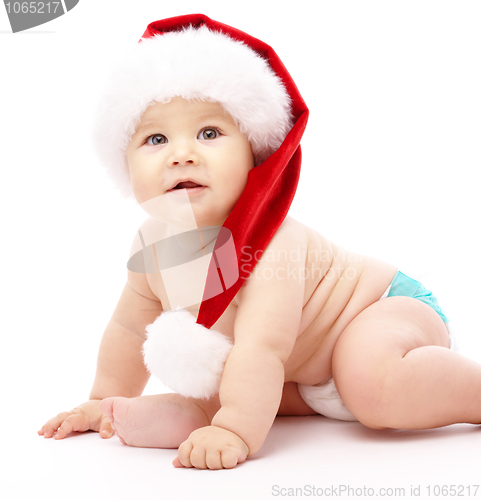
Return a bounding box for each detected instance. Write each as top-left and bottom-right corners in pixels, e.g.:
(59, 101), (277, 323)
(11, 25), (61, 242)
(89, 271), (162, 399)
(175, 220), (307, 468)
(39, 269), (163, 439)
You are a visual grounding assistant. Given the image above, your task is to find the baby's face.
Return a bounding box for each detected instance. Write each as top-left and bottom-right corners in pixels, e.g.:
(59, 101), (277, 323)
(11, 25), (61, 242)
(126, 97), (255, 226)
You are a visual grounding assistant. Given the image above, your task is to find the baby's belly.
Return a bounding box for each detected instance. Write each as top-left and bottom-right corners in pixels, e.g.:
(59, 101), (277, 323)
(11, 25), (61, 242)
(283, 252), (398, 385)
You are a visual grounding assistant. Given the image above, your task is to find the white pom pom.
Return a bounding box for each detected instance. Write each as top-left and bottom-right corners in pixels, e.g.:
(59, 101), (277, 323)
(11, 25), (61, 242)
(142, 308), (233, 399)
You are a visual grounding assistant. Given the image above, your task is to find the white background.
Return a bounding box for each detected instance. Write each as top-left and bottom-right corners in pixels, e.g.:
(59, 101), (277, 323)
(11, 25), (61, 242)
(1, 1), (480, 499)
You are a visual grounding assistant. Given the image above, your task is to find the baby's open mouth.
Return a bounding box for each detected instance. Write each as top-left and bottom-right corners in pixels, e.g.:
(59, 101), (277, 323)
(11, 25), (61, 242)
(173, 181), (203, 189)
(167, 180), (207, 193)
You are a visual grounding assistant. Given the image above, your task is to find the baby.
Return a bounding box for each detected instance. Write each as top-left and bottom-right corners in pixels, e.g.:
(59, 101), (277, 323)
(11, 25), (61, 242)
(38, 14), (481, 470)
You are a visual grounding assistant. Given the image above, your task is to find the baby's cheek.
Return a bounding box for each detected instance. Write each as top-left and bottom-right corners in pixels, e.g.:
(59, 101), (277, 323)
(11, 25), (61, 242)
(131, 175), (152, 204)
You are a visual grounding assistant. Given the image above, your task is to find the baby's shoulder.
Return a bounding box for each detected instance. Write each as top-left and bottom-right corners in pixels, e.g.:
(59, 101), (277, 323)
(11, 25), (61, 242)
(266, 216), (329, 263)
(235, 216), (309, 309)
(267, 215), (310, 251)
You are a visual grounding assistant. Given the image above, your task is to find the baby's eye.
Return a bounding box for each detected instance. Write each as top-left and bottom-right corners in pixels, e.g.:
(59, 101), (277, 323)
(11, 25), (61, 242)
(198, 128), (220, 140)
(146, 134), (167, 145)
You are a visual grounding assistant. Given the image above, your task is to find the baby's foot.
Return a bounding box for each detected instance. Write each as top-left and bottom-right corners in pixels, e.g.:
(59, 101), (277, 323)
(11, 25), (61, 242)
(99, 394), (213, 448)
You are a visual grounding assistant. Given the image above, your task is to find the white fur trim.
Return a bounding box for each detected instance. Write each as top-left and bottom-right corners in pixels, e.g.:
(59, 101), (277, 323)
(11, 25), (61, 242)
(92, 25), (293, 198)
(142, 308), (233, 399)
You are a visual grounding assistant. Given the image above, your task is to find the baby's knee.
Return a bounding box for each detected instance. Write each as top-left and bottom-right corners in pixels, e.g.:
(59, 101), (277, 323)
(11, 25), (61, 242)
(333, 362), (393, 429)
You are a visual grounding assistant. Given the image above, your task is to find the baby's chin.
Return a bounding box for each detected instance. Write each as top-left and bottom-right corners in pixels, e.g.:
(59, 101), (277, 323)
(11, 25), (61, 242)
(186, 204), (230, 228)
(133, 188), (233, 229)
(192, 215), (227, 229)
(136, 191), (198, 226)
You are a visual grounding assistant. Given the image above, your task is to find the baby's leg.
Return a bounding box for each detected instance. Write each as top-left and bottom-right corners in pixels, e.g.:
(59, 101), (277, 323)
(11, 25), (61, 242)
(332, 296), (481, 429)
(100, 393), (220, 448)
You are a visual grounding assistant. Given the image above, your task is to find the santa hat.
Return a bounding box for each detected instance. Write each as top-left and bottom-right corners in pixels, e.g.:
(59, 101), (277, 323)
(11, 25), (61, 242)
(93, 14), (308, 399)
(93, 17), (295, 199)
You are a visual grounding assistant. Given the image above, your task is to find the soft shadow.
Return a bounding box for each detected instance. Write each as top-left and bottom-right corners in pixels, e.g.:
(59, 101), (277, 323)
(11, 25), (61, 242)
(349, 422), (480, 443)
(53, 430), (96, 440)
(257, 415), (327, 457)
(258, 416), (480, 460)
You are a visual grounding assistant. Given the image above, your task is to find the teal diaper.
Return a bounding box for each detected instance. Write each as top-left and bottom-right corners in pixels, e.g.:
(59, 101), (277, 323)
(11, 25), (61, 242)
(387, 271), (449, 323)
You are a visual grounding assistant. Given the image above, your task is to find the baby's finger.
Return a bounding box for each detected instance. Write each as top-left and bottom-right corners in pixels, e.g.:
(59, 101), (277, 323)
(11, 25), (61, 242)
(176, 441), (194, 468)
(172, 456), (185, 468)
(39, 412), (71, 438)
(220, 449), (240, 469)
(205, 450), (223, 470)
(189, 447), (208, 470)
(54, 413), (89, 440)
(98, 416), (114, 439)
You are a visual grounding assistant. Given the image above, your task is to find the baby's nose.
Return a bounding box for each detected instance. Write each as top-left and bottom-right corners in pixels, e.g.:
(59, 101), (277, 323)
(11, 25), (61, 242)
(170, 142), (199, 166)
(172, 158), (195, 165)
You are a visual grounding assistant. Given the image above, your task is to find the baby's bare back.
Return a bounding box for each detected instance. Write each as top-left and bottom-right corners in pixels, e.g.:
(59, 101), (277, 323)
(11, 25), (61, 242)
(281, 219), (397, 384)
(144, 216), (397, 387)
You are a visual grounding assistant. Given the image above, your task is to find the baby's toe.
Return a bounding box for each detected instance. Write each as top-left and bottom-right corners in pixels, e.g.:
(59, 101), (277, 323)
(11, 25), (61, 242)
(99, 397), (132, 443)
(99, 397), (116, 422)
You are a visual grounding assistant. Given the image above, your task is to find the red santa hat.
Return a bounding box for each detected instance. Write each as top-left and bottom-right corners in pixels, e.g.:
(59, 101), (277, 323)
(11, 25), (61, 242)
(93, 14), (308, 399)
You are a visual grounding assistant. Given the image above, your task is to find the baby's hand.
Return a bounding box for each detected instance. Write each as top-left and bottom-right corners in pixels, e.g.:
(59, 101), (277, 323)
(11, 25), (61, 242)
(38, 399), (114, 440)
(173, 425), (249, 470)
